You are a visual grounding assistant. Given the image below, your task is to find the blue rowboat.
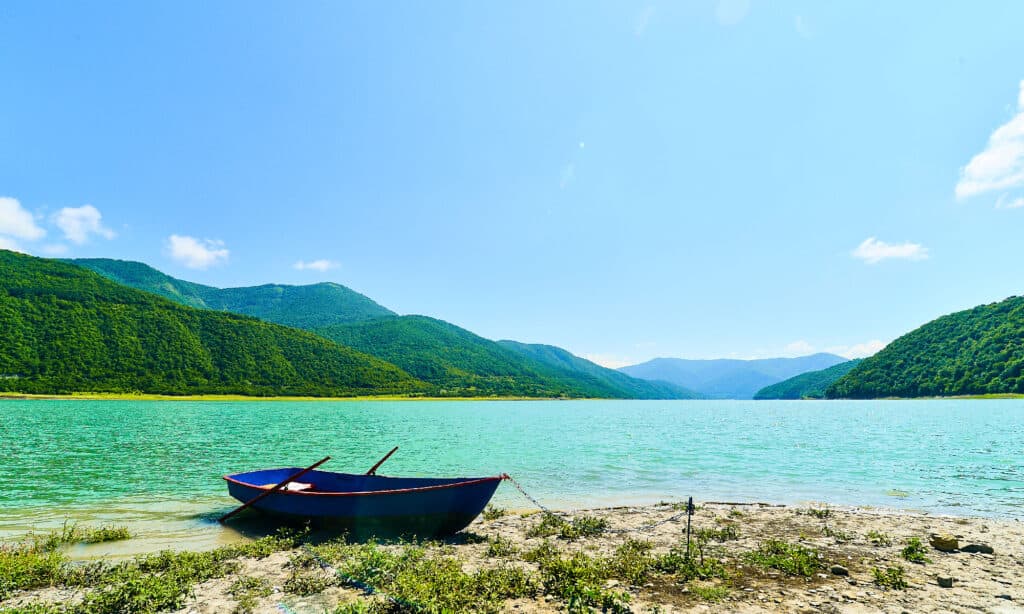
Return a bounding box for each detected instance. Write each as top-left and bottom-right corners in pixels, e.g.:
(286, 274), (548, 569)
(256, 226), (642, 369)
(223, 467), (507, 538)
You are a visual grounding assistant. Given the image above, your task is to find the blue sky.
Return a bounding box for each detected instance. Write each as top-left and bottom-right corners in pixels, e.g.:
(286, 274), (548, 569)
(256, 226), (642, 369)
(2, 1), (1024, 366)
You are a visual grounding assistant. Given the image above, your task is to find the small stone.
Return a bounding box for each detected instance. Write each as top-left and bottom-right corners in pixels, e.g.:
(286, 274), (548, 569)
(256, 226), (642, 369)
(930, 533), (959, 552)
(847, 578), (858, 585)
(996, 594), (1014, 601)
(961, 543), (995, 554)
(831, 564), (850, 576)
(937, 576), (954, 588)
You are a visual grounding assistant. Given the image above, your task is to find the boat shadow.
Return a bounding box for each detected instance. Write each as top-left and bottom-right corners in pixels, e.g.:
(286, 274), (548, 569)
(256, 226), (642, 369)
(194, 507), (489, 546)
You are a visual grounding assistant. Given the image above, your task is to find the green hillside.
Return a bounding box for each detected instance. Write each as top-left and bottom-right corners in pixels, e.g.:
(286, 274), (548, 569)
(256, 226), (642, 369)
(316, 316), (695, 398)
(496, 340), (701, 399)
(0, 251), (426, 396)
(827, 296), (1024, 398)
(754, 359), (862, 399)
(71, 258), (395, 328)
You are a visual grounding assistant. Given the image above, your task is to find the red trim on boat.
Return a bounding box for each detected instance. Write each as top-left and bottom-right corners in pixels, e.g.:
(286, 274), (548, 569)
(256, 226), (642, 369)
(222, 473), (509, 497)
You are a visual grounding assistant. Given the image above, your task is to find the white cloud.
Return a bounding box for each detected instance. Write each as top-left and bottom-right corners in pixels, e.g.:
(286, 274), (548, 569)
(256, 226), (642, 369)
(39, 244), (69, 256)
(782, 340), (815, 357)
(53, 205), (115, 244)
(0, 236), (26, 253)
(955, 80), (1024, 199)
(996, 194), (1024, 209)
(293, 259), (339, 272)
(634, 5), (656, 36)
(167, 235), (229, 269)
(826, 340), (887, 359)
(851, 237), (929, 264)
(582, 353), (637, 369)
(0, 197), (46, 240)
(716, 0), (750, 26)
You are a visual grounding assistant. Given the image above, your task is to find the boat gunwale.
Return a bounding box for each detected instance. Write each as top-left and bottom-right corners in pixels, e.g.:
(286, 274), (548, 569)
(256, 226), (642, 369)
(223, 471), (508, 497)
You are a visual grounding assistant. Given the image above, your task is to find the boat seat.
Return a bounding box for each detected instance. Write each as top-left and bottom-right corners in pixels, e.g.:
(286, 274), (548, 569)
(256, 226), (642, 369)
(258, 482), (315, 492)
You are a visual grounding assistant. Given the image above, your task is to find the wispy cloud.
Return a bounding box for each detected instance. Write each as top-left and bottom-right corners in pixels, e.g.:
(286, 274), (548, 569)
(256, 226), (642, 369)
(794, 15), (812, 38)
(294, 259), (339, 272)
(825, 340), (887, 359)
(716, 0), (750, 26)
(582, 353), (636, 370)
(167, 235), (229, 269)
(0, 236), (26, 253)
(996, 194), (1024, 209)
(53, 205), (115, 244)
(955, 80), (1024, 200)
(0, 197), (46, 241)
(782, 340), (815, 357)
(634, 5), (656, 37)
(559, 163), (575, 189)
(851, 237), (929, 264)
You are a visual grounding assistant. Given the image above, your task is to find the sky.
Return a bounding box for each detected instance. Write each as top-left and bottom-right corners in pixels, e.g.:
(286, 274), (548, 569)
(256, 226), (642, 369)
(2, 1), (1024, 367)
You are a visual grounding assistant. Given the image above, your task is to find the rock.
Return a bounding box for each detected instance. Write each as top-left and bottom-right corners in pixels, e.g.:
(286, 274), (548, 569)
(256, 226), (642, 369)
(830, 565), (850, 576)
(996, 594), (1014, 601)
(961, 543), (995, 554)
(937, 576), (954, 588)
(930, 533), (959, 552)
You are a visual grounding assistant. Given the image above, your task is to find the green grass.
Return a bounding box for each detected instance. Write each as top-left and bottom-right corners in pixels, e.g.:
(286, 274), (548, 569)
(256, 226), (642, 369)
(743, 540), (824, 577)
(822, 525), (854, 543)
(900, 537), (931, 564)
(228, 576), (272, 614)
(481, 505), (507, 521)
(690, 584), (730, 601)
(525, 513), (608, 540)
(1, 527), (305, 614)
(802, 506), (831, 519)
(872, 566), (908, 590)
(484, 536), (518, 558)
(867, 530), (893, 547)
(696, 525), (740, 542)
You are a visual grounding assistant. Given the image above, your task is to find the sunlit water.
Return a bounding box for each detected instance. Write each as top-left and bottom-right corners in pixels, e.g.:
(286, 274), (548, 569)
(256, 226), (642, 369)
(1, 399), (1022, 554)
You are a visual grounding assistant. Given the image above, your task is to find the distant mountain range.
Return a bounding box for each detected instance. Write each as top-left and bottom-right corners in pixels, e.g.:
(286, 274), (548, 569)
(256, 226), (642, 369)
(620, 354), (848, 399)
(61, 256), (694, 399)
(754, 360), (863, 400)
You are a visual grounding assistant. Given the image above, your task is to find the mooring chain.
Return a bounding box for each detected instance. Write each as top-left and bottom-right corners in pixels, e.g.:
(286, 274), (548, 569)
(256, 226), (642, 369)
(505, 473), (562, 517)
(505, 475), (693, 535)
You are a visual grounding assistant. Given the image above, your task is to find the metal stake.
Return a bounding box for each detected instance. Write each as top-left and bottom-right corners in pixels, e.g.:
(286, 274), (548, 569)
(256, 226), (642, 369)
(685, 496), (694, 557)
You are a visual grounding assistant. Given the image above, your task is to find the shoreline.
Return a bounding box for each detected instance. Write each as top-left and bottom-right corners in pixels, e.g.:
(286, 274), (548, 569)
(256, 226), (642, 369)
(2, 500), (1021, 613)
(3, 392), (1024, 401)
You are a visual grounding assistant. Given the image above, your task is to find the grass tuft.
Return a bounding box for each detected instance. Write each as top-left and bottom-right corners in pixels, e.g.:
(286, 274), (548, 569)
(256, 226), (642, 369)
(743, 540), (824, 577)
(481, 505), (507, 521)
(900, 537), (931, 564)
(872, 565), (908, 590)
(867, 530), (893, 547)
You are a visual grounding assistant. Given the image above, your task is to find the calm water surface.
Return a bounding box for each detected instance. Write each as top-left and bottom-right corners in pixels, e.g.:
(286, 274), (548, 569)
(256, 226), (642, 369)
(1, 399), (1022, 553)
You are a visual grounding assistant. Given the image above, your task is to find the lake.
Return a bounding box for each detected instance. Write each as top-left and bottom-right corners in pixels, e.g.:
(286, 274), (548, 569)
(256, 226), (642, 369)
(1, 399), (1022, 553)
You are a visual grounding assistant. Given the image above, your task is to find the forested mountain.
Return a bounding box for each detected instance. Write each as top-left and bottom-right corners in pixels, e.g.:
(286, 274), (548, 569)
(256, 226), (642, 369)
(496, 340), (701, 399)
(69, 258), (691, 399)
(0, 251), (426, 396)
(71, 258), (394, 328)
(754, 359), (863, 399)
(316, 316), (695, 398)
(620, 353), (847, 399)
(827, 296), (1024, 398)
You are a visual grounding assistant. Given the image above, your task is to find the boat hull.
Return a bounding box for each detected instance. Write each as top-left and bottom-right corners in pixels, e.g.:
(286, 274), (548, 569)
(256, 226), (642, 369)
(224, 468), (503, 538)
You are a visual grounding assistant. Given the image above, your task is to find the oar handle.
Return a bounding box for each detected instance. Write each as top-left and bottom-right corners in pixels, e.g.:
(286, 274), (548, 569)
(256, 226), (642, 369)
(366, 446), (399, 475)
(219, 456), (331, 523)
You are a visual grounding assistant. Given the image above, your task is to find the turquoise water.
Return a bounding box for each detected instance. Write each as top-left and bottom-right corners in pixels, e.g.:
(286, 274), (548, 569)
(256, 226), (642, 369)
(1, 399), (1022, 551)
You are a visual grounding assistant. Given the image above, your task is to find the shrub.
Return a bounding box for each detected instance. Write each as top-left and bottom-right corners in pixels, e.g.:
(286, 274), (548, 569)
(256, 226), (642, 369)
(872, 566), (908, 590)
(901, 537), (931, 564)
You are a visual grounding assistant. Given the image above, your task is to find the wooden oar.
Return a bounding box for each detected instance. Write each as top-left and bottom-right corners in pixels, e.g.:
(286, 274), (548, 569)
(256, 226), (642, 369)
(219, 456), (331, 523)
(366, 446), (398, 476)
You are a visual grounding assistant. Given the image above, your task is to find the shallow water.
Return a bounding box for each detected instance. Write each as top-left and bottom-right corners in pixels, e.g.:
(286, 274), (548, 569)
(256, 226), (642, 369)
(1, 399), (1022, 553)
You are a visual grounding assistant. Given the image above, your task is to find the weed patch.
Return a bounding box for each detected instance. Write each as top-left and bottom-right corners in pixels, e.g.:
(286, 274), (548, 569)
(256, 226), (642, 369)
(743, 540), (824, 577)
(872, 566), (908, 590)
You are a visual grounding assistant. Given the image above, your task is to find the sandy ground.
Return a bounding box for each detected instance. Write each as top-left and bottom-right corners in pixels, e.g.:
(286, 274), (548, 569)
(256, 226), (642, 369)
(5, 501), (1024, 613)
